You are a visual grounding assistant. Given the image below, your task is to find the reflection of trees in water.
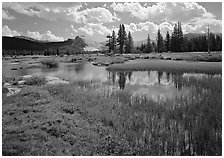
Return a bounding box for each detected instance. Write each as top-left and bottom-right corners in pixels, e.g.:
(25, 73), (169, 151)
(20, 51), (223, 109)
(108, 71), (132, 89)
(112, 71), (116, 85)
(157, 71), (163, 84)
(172, 72), (184, 90)
(128, 72), (132, 81)
(155, 71), (184, 91)
(74, 63), (85, 73)
(108, 70), (185, 91)
(147, 71), (150, 79)
(118, 72), (126, 89)
(166, 72), (171, 82)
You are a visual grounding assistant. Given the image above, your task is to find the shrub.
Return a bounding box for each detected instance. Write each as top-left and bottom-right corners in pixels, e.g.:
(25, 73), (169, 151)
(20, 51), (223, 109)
(41, 59), (59, 68)
(25, 76), (46, 86)
(2, 87), (9, 93)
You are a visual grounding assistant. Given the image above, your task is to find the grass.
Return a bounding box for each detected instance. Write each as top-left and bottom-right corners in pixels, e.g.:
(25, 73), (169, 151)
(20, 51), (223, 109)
(3, 73), (221, 156)
(41, 59), (59, 68)
(107, 59), (222, 75)
(24, 75), (46, 86)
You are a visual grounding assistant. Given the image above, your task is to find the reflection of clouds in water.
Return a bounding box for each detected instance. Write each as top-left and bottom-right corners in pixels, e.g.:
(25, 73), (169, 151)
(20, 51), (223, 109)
(128, 71), (173, 86)
(41, 63), (108, 82)
(132, 85), (191, 102)
(183, 73), (222, 79)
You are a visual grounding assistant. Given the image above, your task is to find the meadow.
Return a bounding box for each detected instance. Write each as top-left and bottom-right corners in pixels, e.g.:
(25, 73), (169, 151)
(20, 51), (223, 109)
(2, 74), (222, 155)
(2, 52), (222, 156)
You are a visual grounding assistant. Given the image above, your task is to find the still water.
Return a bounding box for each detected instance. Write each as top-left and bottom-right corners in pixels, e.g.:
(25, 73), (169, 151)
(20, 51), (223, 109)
(2, 60), (221, 102)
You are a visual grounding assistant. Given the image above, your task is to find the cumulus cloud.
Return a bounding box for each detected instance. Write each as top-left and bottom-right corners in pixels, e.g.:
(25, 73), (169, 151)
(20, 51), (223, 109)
(2, 9), (15, 20)
(71, 24), (78, 32)
(2, 25), (20, 36)
(3, 2), (82, 21)
(27, 30), (43, 40)
(26, 30), (64, 41)
(68, 7), (120, 23)
(3, 2), (119, 24)
(3, 2), (42, 17)
(123, 21), (174, 40)
(78, 23), (111, 36)
(110, 2), (217, 23)
(124, 23), (139, 33)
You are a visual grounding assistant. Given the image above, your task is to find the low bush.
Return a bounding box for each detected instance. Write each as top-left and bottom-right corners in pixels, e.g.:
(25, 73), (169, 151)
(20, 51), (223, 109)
(41, 59), (59, 68)
(25, 76), (46, 86)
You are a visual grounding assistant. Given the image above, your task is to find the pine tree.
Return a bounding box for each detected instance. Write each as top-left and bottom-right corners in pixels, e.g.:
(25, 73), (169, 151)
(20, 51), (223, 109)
(177, 22), (184, 52)
(165, 31), (170, 52)
(144, 34), (152, 53)
(111, 30), (117, 53)
(117, 24), (127, 54)
(117, 24), (123, 54)
(140, 43), (145, 52)
(157, 29), (163, 53)
(106, 34), (112, 53)
(122, 24), (128, 54)
(210, 33), (216, 51)
(125, 31), (134, 54)
(171, 23), (178, 52)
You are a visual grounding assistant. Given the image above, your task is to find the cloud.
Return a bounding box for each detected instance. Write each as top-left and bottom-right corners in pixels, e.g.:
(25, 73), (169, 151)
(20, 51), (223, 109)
(110, 2), (217, 23)
(123, 21), (174, 40)
(78, 23), (111, 36)
(27, 30), (43, 40)
(182, 19), (222, 34)
(2, 2), (83, 21)
(71, 25), (78, 32)
(3, 2), (119, 24)
(3, 2), (42, 17)
(78, 27), (94, 36)
(2, 9), (15, 20)
(110, 2), (148, 20)
(124, 23), (139, 33)
(159, 22), (173, 35)
(68, 7), (120, 23)
(2, 25), (20, 36)
(26, 30), (64, 41)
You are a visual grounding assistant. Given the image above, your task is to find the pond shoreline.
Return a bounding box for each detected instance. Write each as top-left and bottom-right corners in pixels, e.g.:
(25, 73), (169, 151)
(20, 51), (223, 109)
(107, 59), (222, 74)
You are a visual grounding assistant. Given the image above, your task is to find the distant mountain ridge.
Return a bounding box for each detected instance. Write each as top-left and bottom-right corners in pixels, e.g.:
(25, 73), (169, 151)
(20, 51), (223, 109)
(2, 35), (105, 53)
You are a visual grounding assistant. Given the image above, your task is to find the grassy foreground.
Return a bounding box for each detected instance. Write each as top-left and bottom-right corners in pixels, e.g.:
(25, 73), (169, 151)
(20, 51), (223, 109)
(2, 75), (222, 156)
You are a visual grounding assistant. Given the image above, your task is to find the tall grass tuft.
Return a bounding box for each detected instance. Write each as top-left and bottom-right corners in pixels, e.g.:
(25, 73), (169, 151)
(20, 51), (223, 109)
(41, 59), (59, 68)
(25, 75), (46, 86)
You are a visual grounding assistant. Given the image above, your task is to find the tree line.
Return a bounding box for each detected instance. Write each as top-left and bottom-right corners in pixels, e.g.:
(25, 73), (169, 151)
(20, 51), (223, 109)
(108, 22), (222, 54)
(107, 24), (134, 54)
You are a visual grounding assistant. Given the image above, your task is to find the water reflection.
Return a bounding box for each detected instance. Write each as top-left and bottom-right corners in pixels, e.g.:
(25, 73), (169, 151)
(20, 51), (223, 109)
(107, 70), (190, 102)
(3, 61), (221, 102)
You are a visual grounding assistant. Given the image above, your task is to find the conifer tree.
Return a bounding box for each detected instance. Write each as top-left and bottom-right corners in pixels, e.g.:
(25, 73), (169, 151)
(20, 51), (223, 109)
(144, 34), (152, 53)
(157, 29), (163, 53)
(171, 23), (178, 52)
(111, 30), (117, 53)
(177, 22), (184, 52)
(165, 31), (170, 52)
(117, 24), (127, 54)
(125, 31), (134, 54)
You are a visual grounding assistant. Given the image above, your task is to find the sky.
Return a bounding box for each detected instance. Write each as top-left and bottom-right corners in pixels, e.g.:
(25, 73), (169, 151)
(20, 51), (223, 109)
(2, 2), (222, 42)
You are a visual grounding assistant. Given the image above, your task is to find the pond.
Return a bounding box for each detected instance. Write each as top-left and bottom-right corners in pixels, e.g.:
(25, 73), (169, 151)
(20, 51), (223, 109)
(2, 60), (221, 103)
